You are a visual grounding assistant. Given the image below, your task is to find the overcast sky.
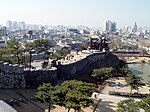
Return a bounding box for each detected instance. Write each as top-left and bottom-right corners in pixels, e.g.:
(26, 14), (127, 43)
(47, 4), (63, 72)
(0, 0), (150, 28)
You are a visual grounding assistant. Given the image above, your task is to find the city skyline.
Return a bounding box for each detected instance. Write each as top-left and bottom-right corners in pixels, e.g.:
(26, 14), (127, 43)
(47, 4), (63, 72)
(0, 0), (150, 28)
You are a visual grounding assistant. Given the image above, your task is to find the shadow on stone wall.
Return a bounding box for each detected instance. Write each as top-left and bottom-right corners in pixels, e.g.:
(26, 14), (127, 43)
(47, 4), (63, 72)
(57, 53), (119, 80)
(24, 68), (57, 88)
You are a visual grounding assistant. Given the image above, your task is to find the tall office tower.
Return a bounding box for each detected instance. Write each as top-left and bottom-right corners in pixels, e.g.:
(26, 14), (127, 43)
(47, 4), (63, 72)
(126, 26), (132, 33)
(19, 21), (26, 30)
(6, 21), (12, 29)
(0, 27), (7, 36)
(106, 20), (112, 32)
(111, 22), (116, 32)
(132, 22), (137, 33)
(13, 21), (18, 29)
(105, 20), (116, 32)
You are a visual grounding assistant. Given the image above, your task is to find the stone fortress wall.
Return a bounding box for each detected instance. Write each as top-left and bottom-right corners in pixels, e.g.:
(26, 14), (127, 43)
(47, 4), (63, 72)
(24, 68), (57, 88)
(0, 61), (26, 88)
(57, 52), (119, 79)
(0, 60), (57, 89)
(0, 52), (119, 88)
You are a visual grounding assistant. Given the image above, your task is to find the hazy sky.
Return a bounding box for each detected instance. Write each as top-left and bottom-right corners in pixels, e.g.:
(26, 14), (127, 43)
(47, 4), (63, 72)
(0, 0), (150, 28)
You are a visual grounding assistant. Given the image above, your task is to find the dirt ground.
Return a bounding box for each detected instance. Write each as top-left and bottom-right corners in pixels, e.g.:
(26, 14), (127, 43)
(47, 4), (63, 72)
(1, 77), (148, 112)
(0, 89), (94, 112)
(0, 89), (46, 112)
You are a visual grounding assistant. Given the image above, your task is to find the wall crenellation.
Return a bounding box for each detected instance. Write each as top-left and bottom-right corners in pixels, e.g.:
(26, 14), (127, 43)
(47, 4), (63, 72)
(0, 61), (26, 89)
(0, 61), (24, 74)
(24, 67), (57, 88)
(0, 52), (120, 89)
(57, 52), (119, 79)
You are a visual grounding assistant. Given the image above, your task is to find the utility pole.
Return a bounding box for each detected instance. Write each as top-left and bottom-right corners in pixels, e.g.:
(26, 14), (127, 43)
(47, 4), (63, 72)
(24, 50), (26, 68)
(29, 50), (32, 69)
(93, 99), (102, 112)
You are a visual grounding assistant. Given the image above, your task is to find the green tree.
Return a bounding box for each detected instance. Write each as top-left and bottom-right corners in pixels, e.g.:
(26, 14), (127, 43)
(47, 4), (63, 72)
(137, 95), (150, 112)
(126, 72), (142, 93)
(117, 99), (139, 112)
(119, 67), (131, 76)
(7, 39), (22, 64)
(36, 83), (56, 112)
(7, 39), (20, 48)
(0, 39), (26, 64)
(117, 95), (150, 112)
(36, 80), (93, 112)
(54, 80), (93, 112)
(31, 39), (55, 50)
(92, 67), (113, 84)
(147, 80), (150, 91)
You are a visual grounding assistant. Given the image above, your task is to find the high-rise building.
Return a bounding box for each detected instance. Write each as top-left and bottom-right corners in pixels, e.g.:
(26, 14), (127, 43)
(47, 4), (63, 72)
(132, 22), (137, 33)
(6, 21), (12, 29)
(0, 27), (7, 36)
(13, 21), (18, 29)
(126, 26), (132, 33)
(106, 20), (111, 32)
(105, 20), (116, 32)
(111, 22), (116, 32)
(19, 21), (26, 30)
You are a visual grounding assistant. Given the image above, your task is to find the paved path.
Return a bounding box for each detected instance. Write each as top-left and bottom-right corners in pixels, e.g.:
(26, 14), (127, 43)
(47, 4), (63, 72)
(91, 92), (141, 112)
(91, 76), (150, 111)
(92, 93), (141, 103)
(102, 77), (150, 94)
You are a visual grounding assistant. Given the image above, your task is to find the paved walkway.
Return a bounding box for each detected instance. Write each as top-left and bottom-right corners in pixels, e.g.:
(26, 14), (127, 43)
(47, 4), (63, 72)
(102, 77), (150, 94)
(60, 51), (91, 65)
(91, 92), (141, 112)
(91, 77), (150, 111)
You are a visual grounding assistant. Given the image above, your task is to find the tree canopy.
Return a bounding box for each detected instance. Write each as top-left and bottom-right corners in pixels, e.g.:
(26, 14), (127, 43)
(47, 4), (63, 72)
(117, 95), (150, 112)
(7, 39), (20, 49)
(36, 83), (56, 112)
(31, 39), (55, 50)
(137, 95), (150, 112)
(119, 67), (131, 76)
(54, 80), (93, 112)
(117, 99), (139, 112)
(126, 71), (142, 93)
(36, 80), (94, 112)
(92, 67), (113, 84)
(0, 39), (24, 64)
